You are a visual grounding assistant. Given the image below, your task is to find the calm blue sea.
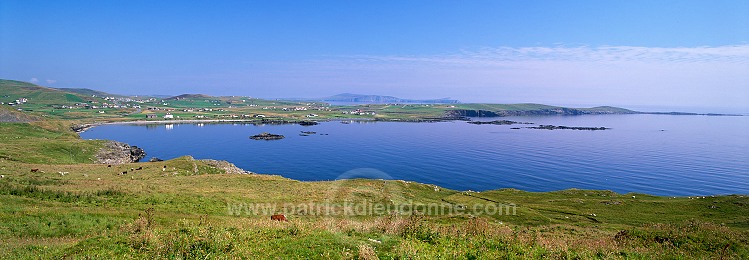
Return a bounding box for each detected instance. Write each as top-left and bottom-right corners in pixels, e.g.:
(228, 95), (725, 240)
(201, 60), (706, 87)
(80, 114), (749, 196)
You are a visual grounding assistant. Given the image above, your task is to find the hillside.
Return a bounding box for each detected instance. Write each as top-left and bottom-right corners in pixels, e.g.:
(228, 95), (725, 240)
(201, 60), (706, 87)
(0, 106), (37, 123)
(0, 79), (93, 106)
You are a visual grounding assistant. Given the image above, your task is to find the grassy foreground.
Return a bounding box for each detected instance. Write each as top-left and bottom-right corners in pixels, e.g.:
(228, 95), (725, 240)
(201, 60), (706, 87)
(0, 121), (747, 259)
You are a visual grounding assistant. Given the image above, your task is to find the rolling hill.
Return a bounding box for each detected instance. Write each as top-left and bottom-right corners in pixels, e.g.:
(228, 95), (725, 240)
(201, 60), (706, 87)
(54, 87), (125, 98)
(0, 79), (95, 105)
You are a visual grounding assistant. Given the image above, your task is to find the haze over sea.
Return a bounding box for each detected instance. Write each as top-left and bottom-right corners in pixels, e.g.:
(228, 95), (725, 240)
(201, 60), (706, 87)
(81, 114), (749, 196)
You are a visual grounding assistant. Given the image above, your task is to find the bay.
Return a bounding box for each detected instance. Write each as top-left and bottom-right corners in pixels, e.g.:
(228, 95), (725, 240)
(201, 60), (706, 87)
(80, 114), (749, 196)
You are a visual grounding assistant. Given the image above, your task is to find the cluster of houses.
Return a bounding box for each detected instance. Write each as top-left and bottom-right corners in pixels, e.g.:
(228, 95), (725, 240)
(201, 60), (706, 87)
(146, 113), (273, 120)
(92, 102), (139, 109)
(342, 109), (376, 116)
(2, 97), (27, 106)
(213, 114), (267, 119)
(146, 107), (221, 112)
(35, 95), (153, 111)
(281, 107), (312, 111)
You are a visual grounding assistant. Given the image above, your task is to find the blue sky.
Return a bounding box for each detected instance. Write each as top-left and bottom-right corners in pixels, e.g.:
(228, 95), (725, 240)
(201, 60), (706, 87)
(1, 0), (748, 112)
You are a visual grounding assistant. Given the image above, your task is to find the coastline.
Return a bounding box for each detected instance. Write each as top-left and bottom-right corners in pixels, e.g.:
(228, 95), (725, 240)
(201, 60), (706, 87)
(75, 119), (318, 133)
(73, 117), (444, 133)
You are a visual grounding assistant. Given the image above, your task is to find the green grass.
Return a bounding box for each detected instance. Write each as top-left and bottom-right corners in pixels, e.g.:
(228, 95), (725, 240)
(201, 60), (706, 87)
(0, 122), (104, 164)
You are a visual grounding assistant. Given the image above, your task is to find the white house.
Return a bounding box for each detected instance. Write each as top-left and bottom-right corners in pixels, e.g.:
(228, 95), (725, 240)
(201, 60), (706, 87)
(164, 114), (174, 119)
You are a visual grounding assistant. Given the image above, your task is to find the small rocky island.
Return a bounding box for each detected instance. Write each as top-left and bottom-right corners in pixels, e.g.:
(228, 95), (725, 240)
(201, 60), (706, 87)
(298, 121), (318, 126)
(250, 132), (285, 140)
(527, 125), (609, 131)
(467, 120), (533, 125)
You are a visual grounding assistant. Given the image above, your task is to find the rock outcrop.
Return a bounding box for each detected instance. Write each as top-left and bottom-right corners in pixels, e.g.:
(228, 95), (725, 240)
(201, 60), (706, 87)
(95, 141), (146, 164)
(200, 159), (254, 174)
(71, 124), (94, 133)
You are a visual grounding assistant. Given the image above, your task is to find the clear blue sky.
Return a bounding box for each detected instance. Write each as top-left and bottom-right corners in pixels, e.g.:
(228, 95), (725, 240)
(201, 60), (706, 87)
(1, 0), (748, 112)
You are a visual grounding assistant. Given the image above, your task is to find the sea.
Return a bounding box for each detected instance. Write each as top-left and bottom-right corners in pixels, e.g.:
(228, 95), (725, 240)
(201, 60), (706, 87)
(80, 114), (749, 196)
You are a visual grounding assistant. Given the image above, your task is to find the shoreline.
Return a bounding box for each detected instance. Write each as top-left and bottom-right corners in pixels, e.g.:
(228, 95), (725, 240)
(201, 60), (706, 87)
(73, 116), (456, 133)
(74, 118), (378, 133)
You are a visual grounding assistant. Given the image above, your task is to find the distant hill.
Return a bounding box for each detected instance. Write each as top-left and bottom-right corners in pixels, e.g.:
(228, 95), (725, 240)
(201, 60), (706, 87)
(0, 79), (94, 105)
(0, 79), (57, 96)
(54, 87), (125, 98)
(318, 93), (459, 104)
(165, 94), (213, 100)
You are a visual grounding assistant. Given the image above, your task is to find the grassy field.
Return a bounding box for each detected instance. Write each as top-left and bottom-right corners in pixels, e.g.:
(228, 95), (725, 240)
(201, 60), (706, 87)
(0, 122), (105, 164)
(0, 155), (747, 259)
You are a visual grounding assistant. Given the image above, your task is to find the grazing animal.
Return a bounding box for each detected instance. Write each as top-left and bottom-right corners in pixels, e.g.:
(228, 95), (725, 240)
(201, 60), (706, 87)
(130, 168), (134, 172)
(162, 166), (167, 171)
(120, 171), (128, 175)
(107, 165), (112, 168)
(1, 175), (4, 178)
(136, 167), (143, 170)
(270, 214), (287, 221)
(30, 168), (39, 172)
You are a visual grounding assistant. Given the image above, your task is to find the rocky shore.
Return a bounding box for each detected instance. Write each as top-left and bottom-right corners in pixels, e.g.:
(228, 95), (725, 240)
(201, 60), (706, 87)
(444, 107), (638, 119)
(95, 140), (146, 164)
(71, 124), (95, 133)
(467, 120), (533, 125)
(252, 119), (319, 126)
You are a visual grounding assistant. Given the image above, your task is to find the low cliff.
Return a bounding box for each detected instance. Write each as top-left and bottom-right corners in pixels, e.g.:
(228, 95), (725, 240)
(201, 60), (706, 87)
(445, 106), (637, 118)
